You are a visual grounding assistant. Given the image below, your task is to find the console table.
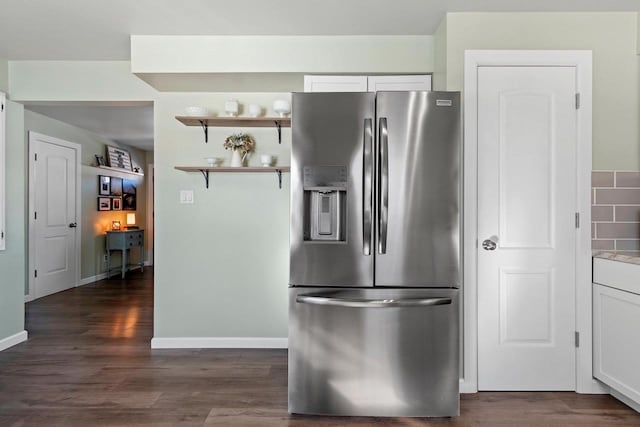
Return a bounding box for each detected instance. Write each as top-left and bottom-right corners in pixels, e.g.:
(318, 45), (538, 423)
(106, 230), (144, 279)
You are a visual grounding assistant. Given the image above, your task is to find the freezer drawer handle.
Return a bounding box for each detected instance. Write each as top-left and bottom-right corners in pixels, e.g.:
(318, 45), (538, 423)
(296, 295), (451, 308)
(363, 118), (374, 256)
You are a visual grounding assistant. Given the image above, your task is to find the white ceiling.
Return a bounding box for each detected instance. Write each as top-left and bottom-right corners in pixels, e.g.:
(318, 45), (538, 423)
(0, 0), (638, 60)
(26, 105), (154, 151)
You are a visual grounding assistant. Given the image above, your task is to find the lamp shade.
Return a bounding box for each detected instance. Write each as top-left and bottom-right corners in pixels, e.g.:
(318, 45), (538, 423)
(126, 213), (136, 226)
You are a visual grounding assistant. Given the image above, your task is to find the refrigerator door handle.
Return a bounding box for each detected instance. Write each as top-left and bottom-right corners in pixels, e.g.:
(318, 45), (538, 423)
(378, 117), (389, 254)
(363, 118), (374, 256)
(296, 295), (452, 308)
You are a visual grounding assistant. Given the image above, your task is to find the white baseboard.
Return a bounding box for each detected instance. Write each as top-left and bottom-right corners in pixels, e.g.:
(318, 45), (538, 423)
(460, 378), (478, 393)
(611, 389), (640, 413)
(25, 294), (32, 302)
(0, 330), (28, 352)
(78, 272), (108, 287)
(151, 337), (288, 349)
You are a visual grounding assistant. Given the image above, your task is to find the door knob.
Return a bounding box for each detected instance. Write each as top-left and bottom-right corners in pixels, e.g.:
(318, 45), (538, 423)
(69, 222), (78, 228)
(482, 236), (498, 251)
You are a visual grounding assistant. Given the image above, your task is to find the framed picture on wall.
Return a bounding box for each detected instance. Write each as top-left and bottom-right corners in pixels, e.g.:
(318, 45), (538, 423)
(110, 177), (123, 196)
(98, 176), (111, 196)
(97, 197), (111, 211)
(106, 145), (133, 171)
(122, 179), (137, 211)
(112, 197), (122, 211)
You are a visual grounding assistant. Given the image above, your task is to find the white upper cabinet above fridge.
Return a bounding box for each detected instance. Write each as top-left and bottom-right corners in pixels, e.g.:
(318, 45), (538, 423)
(303, 75), (431, 92)
(367, 75), (432, 92)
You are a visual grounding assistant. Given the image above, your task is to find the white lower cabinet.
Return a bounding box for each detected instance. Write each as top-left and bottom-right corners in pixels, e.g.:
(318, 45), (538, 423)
(593, 282), (640, 410)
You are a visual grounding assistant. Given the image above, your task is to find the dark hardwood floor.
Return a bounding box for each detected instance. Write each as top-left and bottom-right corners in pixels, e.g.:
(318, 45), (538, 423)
(0, 268), (638, 426)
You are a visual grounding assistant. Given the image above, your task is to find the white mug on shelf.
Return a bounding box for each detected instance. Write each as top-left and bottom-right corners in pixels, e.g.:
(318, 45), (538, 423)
(224, 99), (239, 117)
(260, 154), (274, 167)
(248, 104), (261, 117)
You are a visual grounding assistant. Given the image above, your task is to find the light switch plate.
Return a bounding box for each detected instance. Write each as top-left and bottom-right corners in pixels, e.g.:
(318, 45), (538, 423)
(180, 190), (194, 204)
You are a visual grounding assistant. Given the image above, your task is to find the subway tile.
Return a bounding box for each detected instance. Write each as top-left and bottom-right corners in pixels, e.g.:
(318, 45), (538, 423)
(615, 206), (640, 222)
(592, 171), (614, 187)
(596, 222), (640, 239)
(591, 240), (615, 250)
(591, 206), (613, 221)
(592, 223), (596, 238)
(616, 172), (640, 188)
(595, 189), (640, 205)
(615, 240), (640, 251)
(591, 189), (595, 205)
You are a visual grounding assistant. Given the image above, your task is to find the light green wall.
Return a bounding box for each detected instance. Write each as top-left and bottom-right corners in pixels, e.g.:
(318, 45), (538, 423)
(24, 110), (149, 284)
(0, 59), (7, 93)
(132, 35), (434, 73)
(153, 92), (290, 337)
(0, 101), (25, 340)
(433, 19), (447, 91)
(444, 12), (640, 171)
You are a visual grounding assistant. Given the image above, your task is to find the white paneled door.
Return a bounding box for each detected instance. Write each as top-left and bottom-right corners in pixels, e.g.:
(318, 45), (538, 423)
(477, 67), (577, 390)
(32, 134), (79, 299)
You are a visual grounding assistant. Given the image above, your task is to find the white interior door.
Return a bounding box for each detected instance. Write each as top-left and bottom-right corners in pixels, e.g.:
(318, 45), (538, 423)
(32, 134), (79, 299)
(477, 66), (577, 390)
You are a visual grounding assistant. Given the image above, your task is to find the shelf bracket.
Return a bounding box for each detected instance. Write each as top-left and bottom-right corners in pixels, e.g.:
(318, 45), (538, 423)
(199, 120), (209, 143)
(200, 169), (210, 188)
(275, 169), (283, 189)
(274, 120), (282, 144)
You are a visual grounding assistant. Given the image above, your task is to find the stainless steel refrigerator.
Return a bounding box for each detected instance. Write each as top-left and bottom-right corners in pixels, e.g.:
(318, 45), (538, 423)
(289, 91), (461, 417)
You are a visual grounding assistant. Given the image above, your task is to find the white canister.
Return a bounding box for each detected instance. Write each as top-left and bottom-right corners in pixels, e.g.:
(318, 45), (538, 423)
(224, 99), (239, 117)
(248, 104), (261, 117)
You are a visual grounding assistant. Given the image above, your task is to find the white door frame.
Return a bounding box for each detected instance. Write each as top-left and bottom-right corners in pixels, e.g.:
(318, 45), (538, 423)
(463, 50), (601, 394)
(146, 162), (154, 266)
(27, 132), (82, 302)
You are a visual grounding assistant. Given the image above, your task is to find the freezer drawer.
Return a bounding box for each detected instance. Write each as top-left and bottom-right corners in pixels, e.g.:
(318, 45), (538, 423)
(288, 287), (459, 417)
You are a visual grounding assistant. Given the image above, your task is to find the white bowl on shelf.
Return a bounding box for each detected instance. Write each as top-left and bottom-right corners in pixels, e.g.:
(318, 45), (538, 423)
(273, 99), (291, 117)
(185, 106), (210, 117)
(204, 157), (222, 167)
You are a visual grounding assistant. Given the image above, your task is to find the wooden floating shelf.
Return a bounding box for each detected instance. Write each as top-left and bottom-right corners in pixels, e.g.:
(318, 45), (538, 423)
(91, 165), (145, 177)
(174, 166), (290, 189)
(175, 116), (291, 127)
(175, 115), (291, 144)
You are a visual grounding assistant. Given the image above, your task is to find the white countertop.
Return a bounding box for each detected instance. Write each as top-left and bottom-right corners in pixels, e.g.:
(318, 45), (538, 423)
(593, 253), (640, 295)
(593, 252), (640, 265)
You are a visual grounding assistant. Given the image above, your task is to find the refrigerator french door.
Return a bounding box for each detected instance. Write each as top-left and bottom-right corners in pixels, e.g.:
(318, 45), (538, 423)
(289, 91), (462, 417)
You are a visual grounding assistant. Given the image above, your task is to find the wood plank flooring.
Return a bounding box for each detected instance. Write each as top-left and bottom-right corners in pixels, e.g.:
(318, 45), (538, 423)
(0, 268), (638, 426)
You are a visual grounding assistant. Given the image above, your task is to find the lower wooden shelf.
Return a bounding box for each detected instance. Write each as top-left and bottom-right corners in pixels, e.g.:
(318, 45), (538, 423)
(174, 166), (290, 189)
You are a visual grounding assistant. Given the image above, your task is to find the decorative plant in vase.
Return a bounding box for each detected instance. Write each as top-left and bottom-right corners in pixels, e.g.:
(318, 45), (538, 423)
(224, 133), (255, 167)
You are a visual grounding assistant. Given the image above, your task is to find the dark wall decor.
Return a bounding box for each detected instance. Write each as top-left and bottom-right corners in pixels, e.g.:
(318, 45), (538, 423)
(123, 179), (137, 211)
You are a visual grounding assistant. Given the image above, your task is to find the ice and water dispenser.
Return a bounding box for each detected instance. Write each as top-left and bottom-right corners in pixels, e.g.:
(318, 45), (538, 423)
(302, 166), (347, 242)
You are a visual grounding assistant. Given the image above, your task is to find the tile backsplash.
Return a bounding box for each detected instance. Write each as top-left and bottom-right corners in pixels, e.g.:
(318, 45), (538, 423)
(592, 171), (640, 256)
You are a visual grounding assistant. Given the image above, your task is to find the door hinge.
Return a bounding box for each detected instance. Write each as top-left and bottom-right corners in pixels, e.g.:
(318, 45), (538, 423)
(575, 93), (581, 109)
(1, 231), (3, 239)
(34, 270), (38, 278)
(1, 103), (3, 112)
(34, 153), (38, 161)
(34, 211), (37, 220)
(575, 331), (580, 348)
(575, 212), (580, 228)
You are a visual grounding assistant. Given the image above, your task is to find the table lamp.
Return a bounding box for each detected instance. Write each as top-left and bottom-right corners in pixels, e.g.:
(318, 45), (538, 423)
(126, 213), (138, 229)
